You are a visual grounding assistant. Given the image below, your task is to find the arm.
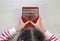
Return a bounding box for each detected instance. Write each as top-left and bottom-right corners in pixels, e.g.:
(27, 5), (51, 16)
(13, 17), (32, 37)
(0, 28), (17, 41)
(37, 26), (60, 41)
(0, 17), (29, 41)
(44, 30), (60, 41)
(31, 18), (60, 41)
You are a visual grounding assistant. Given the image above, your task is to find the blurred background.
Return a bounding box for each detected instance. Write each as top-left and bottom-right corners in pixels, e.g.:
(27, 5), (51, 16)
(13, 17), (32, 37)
(0, 0), (60, 41)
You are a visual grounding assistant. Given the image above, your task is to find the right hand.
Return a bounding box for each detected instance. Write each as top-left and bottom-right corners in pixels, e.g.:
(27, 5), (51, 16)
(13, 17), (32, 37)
(30, 17), (46, 34)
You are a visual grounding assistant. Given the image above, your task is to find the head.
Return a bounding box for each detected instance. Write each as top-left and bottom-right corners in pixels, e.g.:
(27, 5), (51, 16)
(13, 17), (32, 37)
(17, 28), (45, 41)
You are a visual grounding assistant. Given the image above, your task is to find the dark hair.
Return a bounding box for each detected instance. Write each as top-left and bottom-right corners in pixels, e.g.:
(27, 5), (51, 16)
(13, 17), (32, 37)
(17, 28), (45, 41)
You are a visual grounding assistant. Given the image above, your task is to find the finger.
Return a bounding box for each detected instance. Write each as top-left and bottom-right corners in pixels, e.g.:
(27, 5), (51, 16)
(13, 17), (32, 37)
(19, 16), (24, 23)
(30, 21), (35, 25)
(38, 17), (40, 22)
(36, 17), (41, 23)
(39, 13), (41, 20)
(25, 21), (30, 25)
(39, 13), (41, 18)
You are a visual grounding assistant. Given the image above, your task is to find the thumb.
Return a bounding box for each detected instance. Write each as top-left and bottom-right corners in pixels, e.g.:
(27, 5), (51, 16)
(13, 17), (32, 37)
(25, 21), (30, 25)
(30, 21), (35, 26)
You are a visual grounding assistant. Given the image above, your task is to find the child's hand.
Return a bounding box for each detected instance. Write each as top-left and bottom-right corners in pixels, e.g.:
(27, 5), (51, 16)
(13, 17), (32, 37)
(30, 17), (46, 34)
(16, 17), (29, 32)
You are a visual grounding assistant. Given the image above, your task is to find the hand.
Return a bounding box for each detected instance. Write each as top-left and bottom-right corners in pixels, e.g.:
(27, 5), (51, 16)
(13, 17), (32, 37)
(16, 17), (29, 32)
(30, 17), (46, 34)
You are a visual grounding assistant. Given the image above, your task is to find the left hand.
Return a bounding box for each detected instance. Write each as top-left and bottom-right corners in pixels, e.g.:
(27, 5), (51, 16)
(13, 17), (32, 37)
(15, 17), (29, 32)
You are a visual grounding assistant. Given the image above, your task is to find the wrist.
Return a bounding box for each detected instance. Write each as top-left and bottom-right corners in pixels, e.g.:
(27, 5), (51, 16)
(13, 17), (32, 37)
(38, 27), (46, 34)
(9, 28), (17, 36)
(15, 27), (21, 32)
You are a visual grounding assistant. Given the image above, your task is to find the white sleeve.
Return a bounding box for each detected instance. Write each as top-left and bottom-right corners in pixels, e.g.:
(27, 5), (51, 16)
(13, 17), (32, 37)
(44, 30), (60, 41)
(0, 28), (17, 41)
(9, 28), (17, 36)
